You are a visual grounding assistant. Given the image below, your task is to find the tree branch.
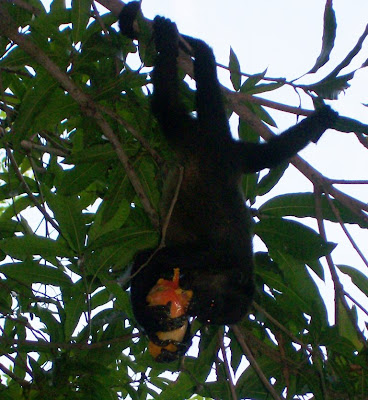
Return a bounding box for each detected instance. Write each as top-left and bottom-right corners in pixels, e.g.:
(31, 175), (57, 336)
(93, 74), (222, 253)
(217, 330), (237, 400)
(314, 188), (367, 347)
(6, 146), (60, 232)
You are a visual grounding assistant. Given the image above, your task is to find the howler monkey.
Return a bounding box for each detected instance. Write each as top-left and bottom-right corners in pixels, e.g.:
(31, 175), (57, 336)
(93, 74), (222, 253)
(119, 3), (338, 362)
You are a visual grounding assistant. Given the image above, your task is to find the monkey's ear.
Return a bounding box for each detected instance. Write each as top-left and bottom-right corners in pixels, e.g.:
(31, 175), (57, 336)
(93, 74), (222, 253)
(119, 1), (142, 40)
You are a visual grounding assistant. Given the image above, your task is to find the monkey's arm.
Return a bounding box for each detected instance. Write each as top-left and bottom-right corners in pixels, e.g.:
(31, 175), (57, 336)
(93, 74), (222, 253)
(237, 106), (338, 173)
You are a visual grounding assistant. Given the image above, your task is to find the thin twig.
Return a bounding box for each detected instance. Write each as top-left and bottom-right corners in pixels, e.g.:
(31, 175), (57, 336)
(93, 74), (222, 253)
(6, 147), (60, 232)
(160, 166), (184, 246)
(0, 334), (135, 350)
(323, 189), (368, 268)
(7, 0), (41, 15)
(5, 353), (33, 376)
(252, 302), (312, 352)
(100, 104), (164, 168)
(233, 90), (311, 116)
(314, 188), (367, 346)
(231, 325), (283, 400)
(20, 140), (69, 157)
(330, 179), (368, 185)
(217, 330), (237, 400)
(0, 362), (30, 387)
(129, 166), (184, 281)
(92, 1), (110, 37)
(344, 290), (368, 318)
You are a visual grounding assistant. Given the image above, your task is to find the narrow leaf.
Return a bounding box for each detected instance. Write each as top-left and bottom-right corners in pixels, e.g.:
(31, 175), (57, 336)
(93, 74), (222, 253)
(0, 261), (71, 286)
(308, 0), (336, 73)
(304, 71), (355, 99)
(58, 162), (106, 195)
(0, 236), (72, 259)
(255, 218), (336, 261)
(240, 69), (267, 94)
(260, 193), (368, 228)
(45, 191), (87, 254)
(229, 47), (241, 91)
(337, 265), (368, 296)
(13, 72), (58, 143)
(71, 0), (92, 43)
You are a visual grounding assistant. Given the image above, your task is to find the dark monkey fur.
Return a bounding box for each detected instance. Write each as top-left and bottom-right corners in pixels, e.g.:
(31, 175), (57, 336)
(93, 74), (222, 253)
(119, 2), (338, 361)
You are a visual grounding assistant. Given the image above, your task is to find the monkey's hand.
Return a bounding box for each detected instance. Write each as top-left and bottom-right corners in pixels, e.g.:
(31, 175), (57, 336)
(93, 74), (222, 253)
(119, 1), (141, 39)
(309, 106), (339, 143)
(153, 16), (179, 55)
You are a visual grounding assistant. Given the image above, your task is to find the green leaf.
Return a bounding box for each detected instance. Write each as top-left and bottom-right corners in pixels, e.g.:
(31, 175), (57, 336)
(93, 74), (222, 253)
(240, 69), (267, 94)
(328, 23), (368, 79)
(33, 88), (78, 132)
(255, 218), (335, 261)
(337, 298), (363, 350)
(241, 101), (277, 127)
(260, 193), (368, 228)
(58, 162), (106, 195)
(30, 305), (65, 342)
(229, 47), (241, 90)
(87, 226), (158, 257)
(0, 176), (38, 201)
(71, 0), (92, 43)
(0, 260), (71, 286)
(246, 81), (285, 95)
(100, 166), (133, 224)
(0, 196), (34, 220)
(13, 71), (59, 144)
(304, 71), (355, 99)
(89, 198), (131, 241)
(308, 0), (336, 73)
(63, 281), (87, 338)
(242, 172), (258, 204)
(0, 45), (33, 70)
(0, 284), (12, 314)
(0, 219), (24, 237)
(137, 157), (160, 209)
(256, 161), (288, 196)
(45, 191), (87, 254)
(0, 235), (73, 259)
(273, 253), (327, 320)
(66, 143), (118, 164)
(337, 265), (368, 296)
(238, 118), (260, 143)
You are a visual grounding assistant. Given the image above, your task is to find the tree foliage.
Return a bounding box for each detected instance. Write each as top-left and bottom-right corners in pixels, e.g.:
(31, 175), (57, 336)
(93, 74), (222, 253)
(0, 1), (367, 399)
